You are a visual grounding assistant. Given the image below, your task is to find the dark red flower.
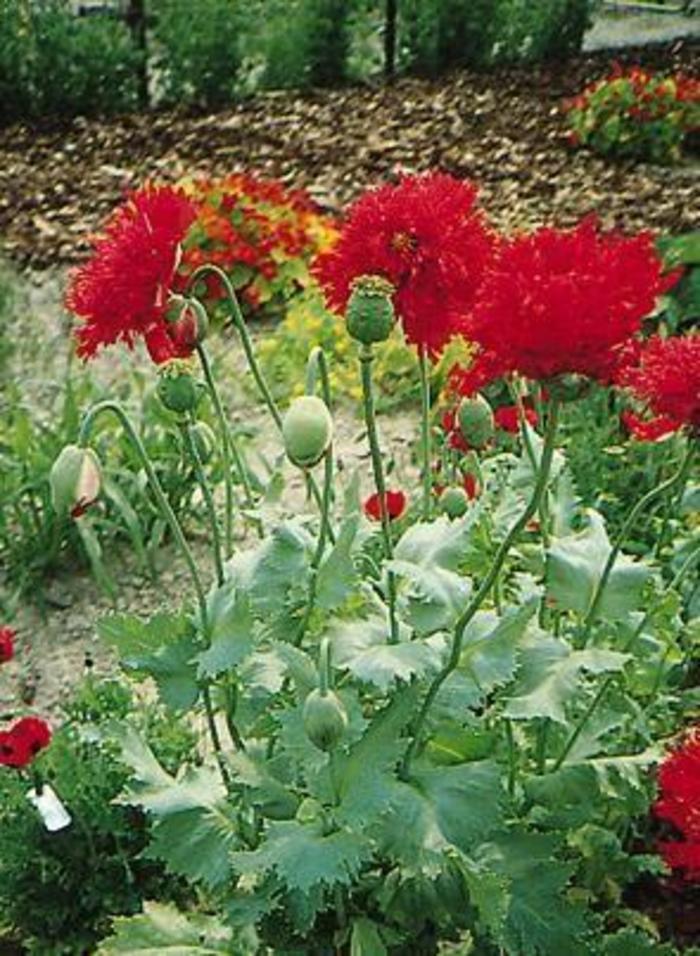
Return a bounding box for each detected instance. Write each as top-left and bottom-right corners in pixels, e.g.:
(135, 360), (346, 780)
(448, 348), (508, 398)
(0, 626), (14, 664)
(494, 404), (538, 434)
(620, 410), (679, 442)
(66, 185), (197, 363)
(364, 490), (407, 522)
(0, 716), (52, 769)
(315, 172), (496, 355)
(619, 333), (700, 437)
(463, 473), (480, 500)
(654, 729), (700, 881)
(466, 218), (677, 385)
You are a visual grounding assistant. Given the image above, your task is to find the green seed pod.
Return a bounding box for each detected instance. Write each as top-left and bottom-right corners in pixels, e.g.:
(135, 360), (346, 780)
(546, 373), (591, 403)
(457, 394), (494, 449)
(439, 485), (469, 519)
(346, 275), (396, 345)
(50, 444), (102, 517)
(157, 362), (199, 415)
(190, 421), (216, 465)
(303, 689), (348, 752)
(282, 395), (333, 469)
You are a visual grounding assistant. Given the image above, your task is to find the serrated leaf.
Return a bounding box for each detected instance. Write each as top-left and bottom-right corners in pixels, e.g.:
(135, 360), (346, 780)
(394, 513), (479, 572)
(458, 856), (510, 942)
(390, 558), (472, 634)
(196, 586), (254, 678)
(546, 510), (651, 621)
(99, 612), (199, 711)
(145, 806), (237, 888)
(232, 820), (372, 894)
(504, 635), (629, 725)
(316, 514), (360, 610)
(97, 902), (233, 955)
(228, 751), (299, 819)
(225, 520), (313, 615)
(602, 928), (677, 955)
(477, 832), (590, 956)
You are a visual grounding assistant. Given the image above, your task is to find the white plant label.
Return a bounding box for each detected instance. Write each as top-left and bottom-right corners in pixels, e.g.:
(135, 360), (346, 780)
(26, 784), (72, 832)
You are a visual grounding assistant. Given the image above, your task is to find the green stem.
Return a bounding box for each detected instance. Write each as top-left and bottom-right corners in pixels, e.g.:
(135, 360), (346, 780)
(535, 719), (549, 775)
(196, 343), (260, 545)
(554, 537), (700, 772)
(189, 265), (283, 431)
(418, 346), (432, 520)
(578, 441), (695, 648)
(181, 420), (225, 586)
(359, 344), (399, 645)
(78, 401), (231, 787)
(505, 719), (517, 798)
(401, 400), (561, 777)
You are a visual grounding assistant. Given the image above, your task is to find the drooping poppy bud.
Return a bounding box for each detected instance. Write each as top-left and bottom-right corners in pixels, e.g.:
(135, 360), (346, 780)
(346, 275), (396, 345)
(50, 445), (102, 518)
(157, 360), (200, 415)
(282, 396), (333, 469)
(457, 394), (494, 449)
(165, 295), (209, 352)
(190, 421), (217, 465)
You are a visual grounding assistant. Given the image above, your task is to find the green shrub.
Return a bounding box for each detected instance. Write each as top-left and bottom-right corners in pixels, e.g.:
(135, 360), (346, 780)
(261, 0), (353, 89)
(0, 0), (142, 125)
(0, 678), (195, 955)
(400, 0), (495, 74)
(152, 0), (241, 107)
(491, 0), (593, 63)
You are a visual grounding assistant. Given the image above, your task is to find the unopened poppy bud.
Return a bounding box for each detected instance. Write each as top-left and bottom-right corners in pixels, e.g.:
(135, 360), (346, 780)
(157, 361), (200, 415)
(303, 688), (348, 752)
(457, 394), (494, 449)
(282, 395), (333, 469)
(50, 444), (102, 518)
(346, 275), (396, 345)
(166, 295), (208, 351)
(190, 421), (216, 465)
(439, 485), (469, 519)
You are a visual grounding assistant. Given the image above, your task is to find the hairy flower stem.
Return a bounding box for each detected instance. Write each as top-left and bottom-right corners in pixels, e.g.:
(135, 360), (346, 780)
(181, 420), (225, 586)
(78, 400), (232, 789)
(359, 344), (399, 645)
(196, 343), (260, 546)
(418, 346), (432, 520)
(578, 441), (695, 649)
(554, 538), (700, 772)
(509, 377), (550, 547)
(401, 400), (561, 778)
(294, 348), (334, 647)
(188, 265), (326, 519)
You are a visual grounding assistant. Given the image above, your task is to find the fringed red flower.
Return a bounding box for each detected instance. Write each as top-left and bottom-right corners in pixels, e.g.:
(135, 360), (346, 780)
(619, 333), (700, 438)
(655, 729), (700, 882)
(315, 172), (496, 356)
(66, 185), (197, 363)
(466, 218), (677, 385)
(0, 626), (14, 664)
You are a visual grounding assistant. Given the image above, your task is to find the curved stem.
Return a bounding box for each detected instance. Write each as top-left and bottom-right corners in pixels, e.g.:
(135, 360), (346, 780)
(418, 347), (432, 520)
(196, 343), (261, 545)
(189, 265), (282, 431)
(181, 419), (225, 586)
(554, 537), (700, 772)
(359, 345), (399, 645)
(401, 400), (561, 777)
(578, 441), (695, 648)
(78, 401), (231, 787)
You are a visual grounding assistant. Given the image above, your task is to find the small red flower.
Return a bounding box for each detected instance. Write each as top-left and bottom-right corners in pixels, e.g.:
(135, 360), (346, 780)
(654, 729), (700, 882)
(620, 410), (679, 443)
(0, 626), (14, 664)
(494, 404), (538, 434)
(67, 185), (197, 363)
(315, 172), (496, 355)
(466, 218), (678, 385)
(619, 333), (700, 437)
(0, 716), (52, 769)
(364, 490), (407, 522)
(463, 473), (480, 500)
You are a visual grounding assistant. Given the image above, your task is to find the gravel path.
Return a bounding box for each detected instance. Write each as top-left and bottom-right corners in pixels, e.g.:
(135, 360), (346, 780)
(585, 9), (700, 50)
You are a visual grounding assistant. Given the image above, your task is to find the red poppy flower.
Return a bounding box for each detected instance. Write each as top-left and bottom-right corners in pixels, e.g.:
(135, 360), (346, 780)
(315, 172), (496, 355)
(447, 348), (509, 398)
(619, 333), (700, 437)
(466, 218), (677, 385)
(655, 729), (700, 881)
(620, 410), (679, 442)
(66, 185), (197, 363)
(364, 490), (407, 522)
(494, 404), (538, 434)
(0, 716), (52, 769)
(0, 626), (14, 664)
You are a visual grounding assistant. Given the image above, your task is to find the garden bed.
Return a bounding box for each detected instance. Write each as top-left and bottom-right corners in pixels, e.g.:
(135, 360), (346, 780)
(0, 40), (698, 270)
